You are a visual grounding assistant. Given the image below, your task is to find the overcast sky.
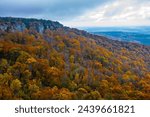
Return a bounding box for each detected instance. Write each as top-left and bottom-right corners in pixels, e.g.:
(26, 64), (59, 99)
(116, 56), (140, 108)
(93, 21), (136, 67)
(0, 0), (150, 27)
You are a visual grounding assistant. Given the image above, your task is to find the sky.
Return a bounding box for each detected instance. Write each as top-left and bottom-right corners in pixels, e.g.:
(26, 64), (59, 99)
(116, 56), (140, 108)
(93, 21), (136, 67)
(0, 0), (150, 27)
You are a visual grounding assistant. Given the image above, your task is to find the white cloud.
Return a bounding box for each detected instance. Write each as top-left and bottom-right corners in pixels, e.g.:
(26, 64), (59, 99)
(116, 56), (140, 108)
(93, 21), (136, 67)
(63, 0), (150, 27)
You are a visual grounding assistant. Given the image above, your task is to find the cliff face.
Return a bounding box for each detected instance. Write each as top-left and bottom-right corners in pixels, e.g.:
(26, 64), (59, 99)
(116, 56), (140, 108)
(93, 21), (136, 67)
(0, 17), (63, 33)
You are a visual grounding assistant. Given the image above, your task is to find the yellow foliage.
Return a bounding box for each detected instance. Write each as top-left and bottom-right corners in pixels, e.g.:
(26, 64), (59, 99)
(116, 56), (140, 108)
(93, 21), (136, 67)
(27, 57), (37, 64)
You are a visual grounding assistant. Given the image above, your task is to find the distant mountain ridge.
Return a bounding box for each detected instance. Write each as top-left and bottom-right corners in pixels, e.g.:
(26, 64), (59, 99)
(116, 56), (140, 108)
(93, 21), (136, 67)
(83, 27), (150, 46)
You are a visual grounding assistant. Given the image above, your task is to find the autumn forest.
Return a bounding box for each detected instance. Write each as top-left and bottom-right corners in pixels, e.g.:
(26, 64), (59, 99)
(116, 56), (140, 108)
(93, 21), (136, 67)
(0, 17), (150, 100)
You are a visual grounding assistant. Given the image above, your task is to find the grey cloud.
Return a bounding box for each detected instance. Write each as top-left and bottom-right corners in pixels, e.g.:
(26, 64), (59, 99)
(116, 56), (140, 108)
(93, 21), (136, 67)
(0, 0), (110, 20)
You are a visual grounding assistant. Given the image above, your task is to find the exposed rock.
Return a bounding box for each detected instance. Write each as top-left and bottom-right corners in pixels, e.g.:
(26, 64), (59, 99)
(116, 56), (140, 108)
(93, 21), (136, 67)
(0, 17), (63, 33)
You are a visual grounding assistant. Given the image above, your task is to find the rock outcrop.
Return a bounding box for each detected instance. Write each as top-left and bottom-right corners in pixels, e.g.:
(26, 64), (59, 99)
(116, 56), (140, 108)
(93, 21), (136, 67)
(0, 17), (63, 33)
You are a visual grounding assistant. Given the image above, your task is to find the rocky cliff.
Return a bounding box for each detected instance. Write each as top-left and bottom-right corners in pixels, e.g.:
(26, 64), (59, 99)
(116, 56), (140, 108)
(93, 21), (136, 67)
(0, 17), (63, 33)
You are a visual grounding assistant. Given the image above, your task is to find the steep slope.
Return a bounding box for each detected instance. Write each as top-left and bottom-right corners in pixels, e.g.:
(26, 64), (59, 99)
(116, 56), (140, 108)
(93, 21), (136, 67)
(0, 17), (150, 100)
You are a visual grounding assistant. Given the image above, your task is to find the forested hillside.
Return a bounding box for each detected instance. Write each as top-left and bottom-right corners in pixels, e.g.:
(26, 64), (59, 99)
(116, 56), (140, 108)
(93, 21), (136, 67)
(0, 17), (150, 99)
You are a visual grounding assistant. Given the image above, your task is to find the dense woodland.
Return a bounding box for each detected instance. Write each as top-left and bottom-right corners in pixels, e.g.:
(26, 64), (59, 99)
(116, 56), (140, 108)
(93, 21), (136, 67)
(0, 17), (150, 99)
